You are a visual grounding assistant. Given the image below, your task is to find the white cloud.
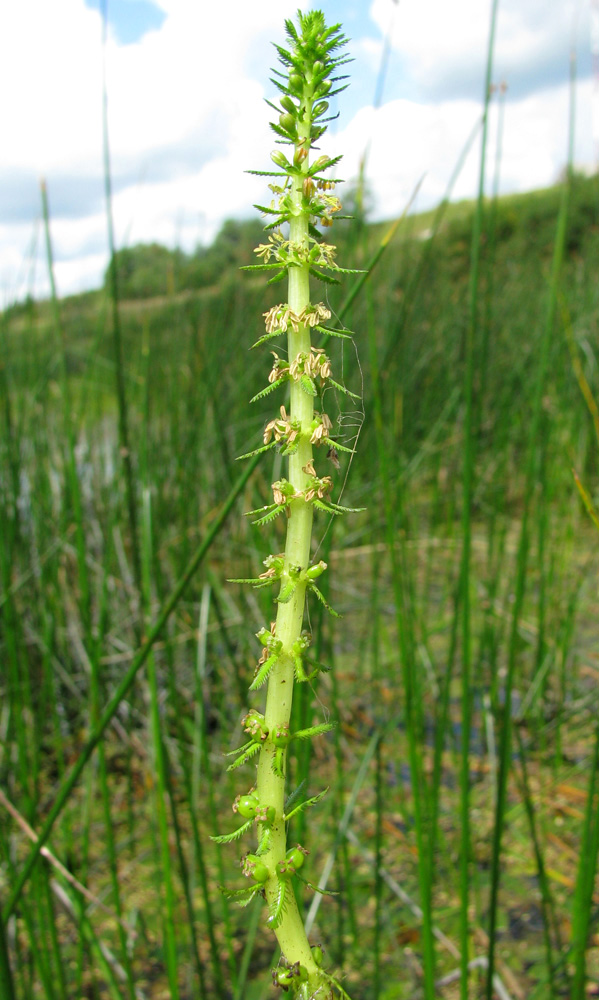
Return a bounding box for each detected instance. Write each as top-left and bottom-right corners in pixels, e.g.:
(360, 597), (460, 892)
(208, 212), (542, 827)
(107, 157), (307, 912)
(0, 0), (596, 301)
(369, 0), (584, 99)
(328, 76), (593, 223)
(0, 0), (306, 299)
(1, 1), (104, 174)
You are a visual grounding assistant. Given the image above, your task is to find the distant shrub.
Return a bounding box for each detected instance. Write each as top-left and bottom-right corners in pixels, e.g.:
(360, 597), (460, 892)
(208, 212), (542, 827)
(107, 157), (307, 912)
(105, 243), (184, 300)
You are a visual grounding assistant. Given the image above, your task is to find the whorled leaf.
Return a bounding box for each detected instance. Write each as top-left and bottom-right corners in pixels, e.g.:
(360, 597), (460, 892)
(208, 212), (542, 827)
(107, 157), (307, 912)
(226, 741), (262, 771)
(292, 722), (336, 742)
(284, 786), (329, 822)
(309, 582), (341, 617)
(267, 876), (289, 929)
(327, 378), (361, 399)
(249, 653), (280, 691)
(315, 324), (353, 340)
(249, 376), (288, 403)
(210, 819), (253, 844)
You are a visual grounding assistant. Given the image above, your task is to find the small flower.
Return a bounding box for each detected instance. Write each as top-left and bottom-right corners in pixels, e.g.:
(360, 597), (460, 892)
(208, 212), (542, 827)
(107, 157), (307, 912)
(254, 242), (275, 262)
(309, 242), (337, 268)
(300, 302), (331, 327)
(287, 348), (332, 384)
(263, 406), (300, 448)
(268, 353), (290, 384)
(287, 310), (303, 332)
(242, 710), (269, 741)
(304, 473), (333, 502)
(317, 476), (333, 498)
(257, 645), (270, 667)
(263, 304), (290, 333)
(272, 483), (287, 505)
(289, 352), (307, 380)
(310, 411), (333, 444)
(260, 553), (285, 579)
(303, 348), (331, 380)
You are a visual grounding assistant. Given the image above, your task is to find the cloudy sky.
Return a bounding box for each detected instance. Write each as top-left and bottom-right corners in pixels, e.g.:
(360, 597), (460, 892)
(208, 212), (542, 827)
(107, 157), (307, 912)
(1, 0), (596, 303)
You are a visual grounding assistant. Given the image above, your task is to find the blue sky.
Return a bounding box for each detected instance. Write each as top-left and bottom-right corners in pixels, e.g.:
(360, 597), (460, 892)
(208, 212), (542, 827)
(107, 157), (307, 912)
(84, 0), (166, 44)
(1, 0), (596, 302)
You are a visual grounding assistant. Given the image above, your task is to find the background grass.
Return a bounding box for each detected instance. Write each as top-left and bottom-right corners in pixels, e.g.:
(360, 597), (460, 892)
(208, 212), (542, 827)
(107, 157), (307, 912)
(1, 167), (599, 999)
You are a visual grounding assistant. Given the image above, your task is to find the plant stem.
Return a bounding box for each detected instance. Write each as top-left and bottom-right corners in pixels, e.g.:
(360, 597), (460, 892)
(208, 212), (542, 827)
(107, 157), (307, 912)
(221, 14), (356, 996)
(255, 66), (321, 992)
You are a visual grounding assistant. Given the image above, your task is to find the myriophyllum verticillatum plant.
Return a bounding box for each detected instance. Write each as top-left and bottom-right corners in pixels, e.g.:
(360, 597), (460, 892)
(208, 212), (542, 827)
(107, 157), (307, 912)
(212, 11), (361, 998)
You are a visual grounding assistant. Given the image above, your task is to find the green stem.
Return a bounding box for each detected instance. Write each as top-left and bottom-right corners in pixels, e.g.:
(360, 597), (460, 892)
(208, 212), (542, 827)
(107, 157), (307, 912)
(222, 16), (355, 996)
(0, 900), (16, 1000)
(255, 76), (322, 989)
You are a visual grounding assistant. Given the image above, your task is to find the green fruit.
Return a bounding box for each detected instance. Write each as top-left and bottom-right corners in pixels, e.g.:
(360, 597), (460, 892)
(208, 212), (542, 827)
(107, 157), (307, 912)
(254, 862), (268, 883)
(237, 794), (258, 819)
(311, 944), (324, 967)
(251, 860), (269, 883)
(256, 804), (276, 826)
(242, 853), (269, 882)
(274, 968), (294, 990)
(243, 710), (269, 742)
(286, 847), (305, 870)
(278, 859), (295, 879)
(272, 723), (290, 747)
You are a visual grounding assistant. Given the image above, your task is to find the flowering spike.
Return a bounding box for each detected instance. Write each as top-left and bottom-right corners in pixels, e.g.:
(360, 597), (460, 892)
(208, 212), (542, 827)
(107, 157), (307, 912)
(215, 12), (359, 997)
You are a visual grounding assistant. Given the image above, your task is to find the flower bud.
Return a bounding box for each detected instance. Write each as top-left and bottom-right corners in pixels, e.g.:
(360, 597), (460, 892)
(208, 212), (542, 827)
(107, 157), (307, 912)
(311, 155), (331, 173)
(280, 96), (296, 115)
(293, 146), (308, 166)
(313, 101), (329, 117)
(256, 626), (272, 646)
(305, 560), (327, 580)
(271, 150), (289, 169)
(279, 113), (296, 133)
